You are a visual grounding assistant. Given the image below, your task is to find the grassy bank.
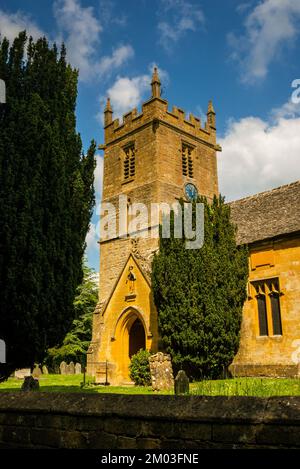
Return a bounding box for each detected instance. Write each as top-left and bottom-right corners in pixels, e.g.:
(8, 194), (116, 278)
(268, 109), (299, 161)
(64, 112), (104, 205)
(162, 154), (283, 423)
(1, 374), (300, 396)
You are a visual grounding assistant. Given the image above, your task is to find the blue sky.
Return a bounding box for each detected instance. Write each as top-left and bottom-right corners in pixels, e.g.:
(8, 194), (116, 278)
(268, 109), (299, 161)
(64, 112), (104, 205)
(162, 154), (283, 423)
(1, 0), (300, 271)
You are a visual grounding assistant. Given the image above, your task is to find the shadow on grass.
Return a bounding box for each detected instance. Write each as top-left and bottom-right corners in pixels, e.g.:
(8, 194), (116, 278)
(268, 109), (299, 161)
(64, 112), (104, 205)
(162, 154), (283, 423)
(0, 375), (161, 394)
(0, 385), (96, 393)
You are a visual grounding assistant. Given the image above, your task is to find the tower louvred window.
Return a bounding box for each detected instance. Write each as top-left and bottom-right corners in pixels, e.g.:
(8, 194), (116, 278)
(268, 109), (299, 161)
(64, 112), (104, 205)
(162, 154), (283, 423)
(124, 144), (135, 180)
(182, 144), (193, 178)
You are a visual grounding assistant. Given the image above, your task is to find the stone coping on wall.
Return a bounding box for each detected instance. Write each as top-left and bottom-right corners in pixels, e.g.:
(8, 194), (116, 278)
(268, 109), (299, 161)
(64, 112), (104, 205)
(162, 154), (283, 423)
(1, 392), (300, 425)
(1, 393), (300, 448)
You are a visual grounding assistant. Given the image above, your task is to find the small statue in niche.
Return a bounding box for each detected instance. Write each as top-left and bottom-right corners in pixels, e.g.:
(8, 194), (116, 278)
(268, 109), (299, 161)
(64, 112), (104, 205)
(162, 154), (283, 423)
(126, 266), (136, 294)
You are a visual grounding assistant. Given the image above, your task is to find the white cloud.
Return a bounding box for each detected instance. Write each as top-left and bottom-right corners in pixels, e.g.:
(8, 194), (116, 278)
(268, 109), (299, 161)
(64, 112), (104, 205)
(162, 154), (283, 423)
(85, 154), (103, 271)
(229, 0), (300, 84)
(94, 154), (104, 198)
(98, 65), (169, 123)
(85, 222), (99, 266)
(158, 0), (205, 51)
(99, 0), (127, 27)
(53, 0), (133, 81)
(106, 75), (149, 117)
(96, 45), (134, 78)
(219, 99), (300, 201)
(0, 2), (133, 83)
(54, 0), (102, 81)
(0, 9), (45, 44)
(271, 97), (300, 120)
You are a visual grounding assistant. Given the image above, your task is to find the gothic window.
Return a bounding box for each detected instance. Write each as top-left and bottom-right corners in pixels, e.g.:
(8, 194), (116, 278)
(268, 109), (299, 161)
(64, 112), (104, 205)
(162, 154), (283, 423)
(257, 294), (268, 336)
(269, 279), (282, 336)
(182, 144), (193, 178)
(123, 144), (135, 180)
(252, 278), (282, 337)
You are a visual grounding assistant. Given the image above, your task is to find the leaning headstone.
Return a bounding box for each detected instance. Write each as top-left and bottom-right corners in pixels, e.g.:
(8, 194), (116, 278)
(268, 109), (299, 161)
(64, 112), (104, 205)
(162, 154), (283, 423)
(14, 368), (31, 380)
(69, 361), (75, 375)
(21, 376), (40, 391)
(60, 361), (67, 375)
(149, 352), (174, 391)
(32, 364), (42, 378)
(75, 363), (81, 375)
(174, 370), (189, 395)
(42, 365), (49, 375)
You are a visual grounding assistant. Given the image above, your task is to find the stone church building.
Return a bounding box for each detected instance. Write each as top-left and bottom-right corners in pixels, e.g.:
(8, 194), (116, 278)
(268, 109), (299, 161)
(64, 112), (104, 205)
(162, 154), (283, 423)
(87, 69), (300, 384)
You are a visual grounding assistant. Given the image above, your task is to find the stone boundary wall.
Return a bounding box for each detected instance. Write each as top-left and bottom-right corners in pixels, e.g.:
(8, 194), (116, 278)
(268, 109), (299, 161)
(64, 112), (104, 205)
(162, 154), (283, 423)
(0, 393), (300, 449)
(230, 363), (300, 378)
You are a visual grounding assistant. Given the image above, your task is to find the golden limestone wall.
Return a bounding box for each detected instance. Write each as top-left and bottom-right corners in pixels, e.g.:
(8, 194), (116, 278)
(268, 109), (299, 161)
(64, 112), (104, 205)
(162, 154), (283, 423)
(231, 236), (300, 377)
(92, 255), (158, 385)
(87, 76), (220, 383)
(156, 117), (218, 204)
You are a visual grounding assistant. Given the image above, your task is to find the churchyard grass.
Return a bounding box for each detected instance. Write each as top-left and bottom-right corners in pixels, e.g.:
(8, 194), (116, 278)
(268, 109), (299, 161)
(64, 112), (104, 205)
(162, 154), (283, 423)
(1, 374), (300, 396)
(0, 374), (159, 394)
(192, 377), (300, 397)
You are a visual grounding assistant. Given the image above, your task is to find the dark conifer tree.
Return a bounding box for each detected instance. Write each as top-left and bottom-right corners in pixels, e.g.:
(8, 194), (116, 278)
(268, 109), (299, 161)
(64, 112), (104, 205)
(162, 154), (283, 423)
(0, 32), (96, 379)
(152, 196), (249, 379)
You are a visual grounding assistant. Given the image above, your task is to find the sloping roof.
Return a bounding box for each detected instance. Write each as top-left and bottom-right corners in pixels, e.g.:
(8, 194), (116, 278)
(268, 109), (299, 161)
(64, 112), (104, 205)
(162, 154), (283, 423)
(229, 181), (300, 245)
(98, 253), (151, 317)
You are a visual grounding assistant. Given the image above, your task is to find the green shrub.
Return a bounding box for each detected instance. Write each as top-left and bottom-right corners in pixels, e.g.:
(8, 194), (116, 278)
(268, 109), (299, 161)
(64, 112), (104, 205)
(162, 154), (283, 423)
(129, 349), (152, 386)
(152, 196), (249, 380)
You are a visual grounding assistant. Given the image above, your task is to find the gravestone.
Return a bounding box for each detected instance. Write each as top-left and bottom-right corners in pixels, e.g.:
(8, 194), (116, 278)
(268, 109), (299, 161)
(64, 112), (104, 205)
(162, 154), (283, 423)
(149, 352), (174, 392)
(42, 365), (49, 375)
(174, 370), (189, 395)
(69, 362), (75, 375)
(60, 361), (67, 375)
(32, 364), (42, 378)
(75, 363), (81, 375)
(14, 368), (31, 380)
(21, 376), (40, 391)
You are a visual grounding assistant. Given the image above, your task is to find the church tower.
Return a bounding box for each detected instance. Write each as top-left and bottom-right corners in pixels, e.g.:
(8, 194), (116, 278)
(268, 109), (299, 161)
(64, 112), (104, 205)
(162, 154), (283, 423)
(87, 69), (221, 384)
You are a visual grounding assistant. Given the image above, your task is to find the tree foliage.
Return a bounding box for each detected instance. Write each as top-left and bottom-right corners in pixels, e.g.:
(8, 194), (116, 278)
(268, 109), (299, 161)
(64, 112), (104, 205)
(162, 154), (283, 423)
(45, 262), (98, 369)
(129, 349), (152, 386)
(0, 33), (96, 379)
(152, 196), (249, 380)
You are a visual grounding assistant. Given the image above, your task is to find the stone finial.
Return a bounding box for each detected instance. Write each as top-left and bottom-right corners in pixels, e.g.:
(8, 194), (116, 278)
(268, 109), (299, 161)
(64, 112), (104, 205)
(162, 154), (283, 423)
(151, 67), (161, 98)
(207, 99), (215, 114)
(104, 97), (113, 126)
(207, 99), (216, 129)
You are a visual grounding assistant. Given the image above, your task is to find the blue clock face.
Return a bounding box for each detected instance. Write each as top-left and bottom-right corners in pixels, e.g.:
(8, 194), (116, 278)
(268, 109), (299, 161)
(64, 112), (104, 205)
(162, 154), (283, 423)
(185, 183), (198, 201)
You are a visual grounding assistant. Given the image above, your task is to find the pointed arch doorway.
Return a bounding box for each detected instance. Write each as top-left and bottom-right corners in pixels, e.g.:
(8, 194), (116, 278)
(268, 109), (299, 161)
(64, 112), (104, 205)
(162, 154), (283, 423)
(112, 308), (147, 382)
(129, 318), (145, 358)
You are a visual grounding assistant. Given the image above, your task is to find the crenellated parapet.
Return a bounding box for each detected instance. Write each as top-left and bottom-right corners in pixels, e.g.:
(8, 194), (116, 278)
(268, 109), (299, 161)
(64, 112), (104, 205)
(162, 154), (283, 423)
(103, 68), (220, 150)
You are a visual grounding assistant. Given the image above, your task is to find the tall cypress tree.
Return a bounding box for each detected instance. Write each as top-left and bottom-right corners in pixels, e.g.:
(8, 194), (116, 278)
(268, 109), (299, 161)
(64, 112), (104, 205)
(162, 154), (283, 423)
(0, 32), (96, 379)
(152, 196), (249, 380)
